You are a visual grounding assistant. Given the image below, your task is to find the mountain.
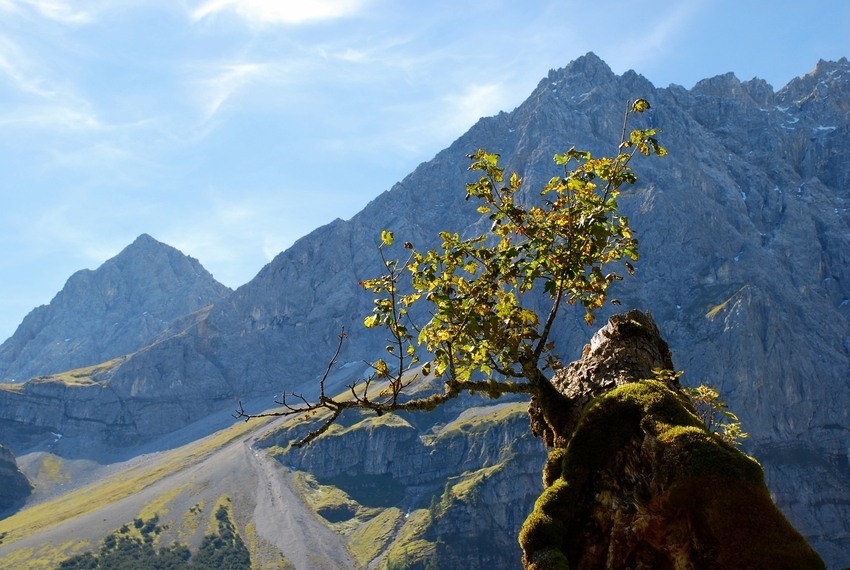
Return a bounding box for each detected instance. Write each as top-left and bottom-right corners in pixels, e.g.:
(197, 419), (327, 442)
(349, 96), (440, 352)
(0, 387), (541, 570)
(0, 445), (29, 513)
(0, 54), (848, 567)
(0, 233), (232, 383)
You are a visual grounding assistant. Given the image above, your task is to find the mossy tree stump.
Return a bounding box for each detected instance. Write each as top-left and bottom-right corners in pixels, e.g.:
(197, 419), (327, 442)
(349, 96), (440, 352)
(522, 310), (825, 570)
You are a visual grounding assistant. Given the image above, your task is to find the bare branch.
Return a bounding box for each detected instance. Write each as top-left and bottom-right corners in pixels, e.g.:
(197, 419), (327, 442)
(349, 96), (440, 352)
(319, 327), (348, 398)
(533, 286), (564, 362)
(293, 406), (345, 447)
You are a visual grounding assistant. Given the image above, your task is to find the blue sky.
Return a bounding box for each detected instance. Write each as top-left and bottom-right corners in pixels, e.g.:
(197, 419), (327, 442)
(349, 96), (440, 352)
(0, 0), (848, 342)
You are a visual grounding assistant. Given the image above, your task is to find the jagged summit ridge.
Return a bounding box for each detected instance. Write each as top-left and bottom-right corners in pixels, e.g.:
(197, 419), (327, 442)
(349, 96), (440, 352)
(0, 55), (848, 566)
(0, 234), (231, 383)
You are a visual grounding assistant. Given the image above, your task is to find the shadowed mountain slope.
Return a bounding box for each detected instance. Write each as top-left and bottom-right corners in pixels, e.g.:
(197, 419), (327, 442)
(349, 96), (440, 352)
(0, 54), (848, 566)
(0, 234), (232, 384)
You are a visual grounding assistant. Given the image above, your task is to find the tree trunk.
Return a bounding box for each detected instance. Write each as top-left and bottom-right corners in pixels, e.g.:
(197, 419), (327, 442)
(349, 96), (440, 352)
(522, 309), (825, 570)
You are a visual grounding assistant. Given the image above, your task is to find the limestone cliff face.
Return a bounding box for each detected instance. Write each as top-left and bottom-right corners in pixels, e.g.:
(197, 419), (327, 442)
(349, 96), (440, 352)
(0, 323), (236, 449)
(0, 234), (231, 384)
(0, 444), (30, 513)
(206, 55), (850, 562)
(263, 397), (546, 569)
(0, 54), (848, 565)
(270, 402), (540, 485)
(0, 234), (233, 448)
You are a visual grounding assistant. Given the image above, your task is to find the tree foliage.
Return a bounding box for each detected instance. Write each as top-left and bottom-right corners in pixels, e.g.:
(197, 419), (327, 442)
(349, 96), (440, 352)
(54, 507), (250, 570)
(681, 379), (749, 446)
(234, 99), (667, 446)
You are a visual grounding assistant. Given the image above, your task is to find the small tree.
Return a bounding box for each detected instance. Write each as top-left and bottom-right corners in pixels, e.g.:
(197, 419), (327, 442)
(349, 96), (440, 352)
(235, 99), (666, 446)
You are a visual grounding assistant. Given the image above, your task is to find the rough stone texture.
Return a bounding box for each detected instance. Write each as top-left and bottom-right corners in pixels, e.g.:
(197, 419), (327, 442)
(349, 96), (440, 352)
(264, 397), (546, 569)
(0, 444), (30, 513)
(521, 311), (825, 569)
(0, 54), (848, 566)
(0, 328), (236, 449)
(0, 233), (231, 384)
(269, 400), (541, 486)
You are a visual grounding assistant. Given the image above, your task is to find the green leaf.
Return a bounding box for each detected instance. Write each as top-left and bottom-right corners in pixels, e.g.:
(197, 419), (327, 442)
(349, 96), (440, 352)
(374, 359), (389, 378)
(632, 99), (650, 113)
(509, 172), (520, 190)
(364, 314), (380, 328)
(351, 99), (666, 420)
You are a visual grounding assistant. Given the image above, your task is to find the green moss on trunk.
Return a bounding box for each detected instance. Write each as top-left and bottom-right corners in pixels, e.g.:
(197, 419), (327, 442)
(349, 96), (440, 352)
(520, 380), (825, 570)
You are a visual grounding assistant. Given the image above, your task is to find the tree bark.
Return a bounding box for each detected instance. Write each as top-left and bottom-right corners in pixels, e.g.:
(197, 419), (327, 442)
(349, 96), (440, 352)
(521, 310), (825, 570)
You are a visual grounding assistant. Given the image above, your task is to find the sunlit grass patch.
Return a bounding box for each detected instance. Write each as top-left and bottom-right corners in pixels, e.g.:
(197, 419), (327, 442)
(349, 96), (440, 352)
(0, 539), (89, 570)
(347, 507), (403, 567)
(0, 415), (271, 548)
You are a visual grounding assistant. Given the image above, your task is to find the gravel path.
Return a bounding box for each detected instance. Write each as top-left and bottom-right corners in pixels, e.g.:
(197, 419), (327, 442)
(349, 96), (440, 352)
(244, 434), (353, 569)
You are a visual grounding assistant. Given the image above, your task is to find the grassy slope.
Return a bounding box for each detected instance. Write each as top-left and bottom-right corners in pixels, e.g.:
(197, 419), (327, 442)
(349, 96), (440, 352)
(0, 413), (314, 570)
(0, 370), (537, 570)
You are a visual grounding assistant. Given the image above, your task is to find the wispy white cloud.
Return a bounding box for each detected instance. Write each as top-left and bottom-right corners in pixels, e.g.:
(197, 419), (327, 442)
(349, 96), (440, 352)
(0, 35), (103, 130)
(607, 0), (703, 71)
(23, 0), (93, 23)
(441, 83), (505, 133)
(26, 201), (118, 264)
(191, 62), (268, 119)
(262, 234), (288, 261)
(369, 80), (512, 155)
(0, 105), (100, 129)
(0, 34), (55, 96)
(161, 190), (286, 285)
(191, 0), (368, 25)
(0, 0), (93, 23)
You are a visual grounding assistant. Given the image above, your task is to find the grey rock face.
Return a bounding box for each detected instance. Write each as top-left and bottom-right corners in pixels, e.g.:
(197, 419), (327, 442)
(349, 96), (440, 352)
(220, 53), (849, 565)
(0, 54), (848, 566)
(265, 399), (545, 569)
(271, 402), (542, 486)
(0, 234), (231, 383)
(0, 444), (30, 512)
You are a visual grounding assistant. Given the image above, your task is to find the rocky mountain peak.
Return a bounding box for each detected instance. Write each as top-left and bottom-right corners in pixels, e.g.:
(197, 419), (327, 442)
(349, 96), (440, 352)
(0, 234), (232, 383)
(0, 55), (848, 566)
(558, 51), (612, 77)
(741, 77), (775, 106)
(540, 51), (618, 98)
(778, 56), (850, 108)
(689, 71), (758, 103)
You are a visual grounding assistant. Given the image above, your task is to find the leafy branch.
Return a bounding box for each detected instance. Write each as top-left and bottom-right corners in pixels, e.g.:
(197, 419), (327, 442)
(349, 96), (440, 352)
(235, 100), (667, 447)
(651, 369), (750, 447)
